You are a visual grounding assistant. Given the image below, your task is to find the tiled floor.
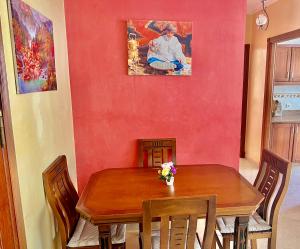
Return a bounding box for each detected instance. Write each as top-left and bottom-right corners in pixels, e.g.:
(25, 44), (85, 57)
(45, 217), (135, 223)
(125, 159), (300, 248)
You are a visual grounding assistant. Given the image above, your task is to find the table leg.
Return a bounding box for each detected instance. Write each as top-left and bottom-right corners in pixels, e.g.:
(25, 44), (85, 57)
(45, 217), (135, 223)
(98, 224), (112, 249)
(233, 216), (249, 249)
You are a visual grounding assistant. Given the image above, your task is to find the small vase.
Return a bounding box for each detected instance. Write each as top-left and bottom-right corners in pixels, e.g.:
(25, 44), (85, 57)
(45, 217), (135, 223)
(166, 177), (174, 186)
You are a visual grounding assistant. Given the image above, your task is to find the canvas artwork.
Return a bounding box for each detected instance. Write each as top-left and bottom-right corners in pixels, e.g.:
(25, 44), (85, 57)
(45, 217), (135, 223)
(10, 0), (57, 94)
(127, 20), (192, 76)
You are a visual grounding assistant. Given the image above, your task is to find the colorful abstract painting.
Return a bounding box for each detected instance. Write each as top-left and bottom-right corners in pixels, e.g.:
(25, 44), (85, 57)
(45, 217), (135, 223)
(10, 0), (57, 93)
(127, 20), (192, 76)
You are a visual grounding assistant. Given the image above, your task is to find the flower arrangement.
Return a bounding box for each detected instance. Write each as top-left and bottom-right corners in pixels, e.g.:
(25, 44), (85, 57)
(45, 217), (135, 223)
(158, 162), (177, 184)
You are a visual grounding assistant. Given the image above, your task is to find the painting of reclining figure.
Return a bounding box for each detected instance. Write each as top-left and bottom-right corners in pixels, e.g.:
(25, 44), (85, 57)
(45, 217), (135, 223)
(127, 20), (192, 76)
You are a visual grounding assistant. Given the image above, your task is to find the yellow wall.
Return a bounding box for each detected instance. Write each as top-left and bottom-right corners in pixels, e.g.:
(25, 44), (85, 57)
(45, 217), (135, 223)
(0, 0), (76, 248)
(245, 0), (300, 162)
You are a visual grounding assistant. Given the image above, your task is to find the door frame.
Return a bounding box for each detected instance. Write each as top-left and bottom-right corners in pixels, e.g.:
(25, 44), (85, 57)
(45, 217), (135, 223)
(261, 29), (300, 153)
(0, 21), (27, 249)
(240, 44), (250, 158)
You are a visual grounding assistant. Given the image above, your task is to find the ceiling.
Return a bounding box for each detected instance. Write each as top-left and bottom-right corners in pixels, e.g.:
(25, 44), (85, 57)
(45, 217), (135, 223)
(247, 0), (279, 14)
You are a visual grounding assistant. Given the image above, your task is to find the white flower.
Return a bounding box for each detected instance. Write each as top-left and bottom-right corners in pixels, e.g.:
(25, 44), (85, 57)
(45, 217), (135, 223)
(161, 161), (174, 169)
(167, 162), (174, 167)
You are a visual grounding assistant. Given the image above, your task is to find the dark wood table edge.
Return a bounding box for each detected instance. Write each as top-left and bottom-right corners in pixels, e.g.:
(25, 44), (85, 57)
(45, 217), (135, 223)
(76, 164), (264, 214)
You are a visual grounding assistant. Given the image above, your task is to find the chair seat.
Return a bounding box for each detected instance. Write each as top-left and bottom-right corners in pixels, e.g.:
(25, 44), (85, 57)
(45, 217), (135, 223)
(217, 212), (272, 234)
(141, 230), (201, 249)
(67, 218), (126, 247)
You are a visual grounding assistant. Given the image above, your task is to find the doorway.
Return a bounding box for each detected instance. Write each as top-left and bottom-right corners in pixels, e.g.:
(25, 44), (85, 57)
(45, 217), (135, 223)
(0, 22), (25, 249)
(262, 29), (300, 162)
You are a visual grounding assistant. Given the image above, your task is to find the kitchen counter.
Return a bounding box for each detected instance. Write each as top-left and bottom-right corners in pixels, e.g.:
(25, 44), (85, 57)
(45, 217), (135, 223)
(272, 110), (300, 123)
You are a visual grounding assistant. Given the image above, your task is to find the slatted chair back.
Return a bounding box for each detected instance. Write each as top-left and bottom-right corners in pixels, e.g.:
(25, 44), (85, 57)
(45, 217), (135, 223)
(138, 138), (176, 167)
(142, 196), (216, 249)
(254, 149), (291, 226)
(43, 155), (79, 249)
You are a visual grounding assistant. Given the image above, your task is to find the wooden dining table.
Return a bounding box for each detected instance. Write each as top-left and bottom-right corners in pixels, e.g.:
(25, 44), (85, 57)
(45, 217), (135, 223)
(76, 164), (264, 249)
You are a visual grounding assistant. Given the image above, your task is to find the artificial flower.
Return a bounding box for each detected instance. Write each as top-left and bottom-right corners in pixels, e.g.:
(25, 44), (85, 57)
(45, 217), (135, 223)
(158, 161), (176, 182)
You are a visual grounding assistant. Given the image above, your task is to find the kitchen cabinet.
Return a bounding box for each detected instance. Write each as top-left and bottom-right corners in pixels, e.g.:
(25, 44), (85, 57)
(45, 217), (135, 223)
(290, 47), (300, 82)
(292, 124), (300, 162)
(271, 123), (293, 160)
(274, 46), (291, 82)
(271, 123), (300, 162)
(274, 46), (300, 83)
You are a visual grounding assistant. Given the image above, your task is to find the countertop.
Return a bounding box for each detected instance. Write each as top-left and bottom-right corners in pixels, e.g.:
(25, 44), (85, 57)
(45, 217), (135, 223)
(272, 110), (300, 123)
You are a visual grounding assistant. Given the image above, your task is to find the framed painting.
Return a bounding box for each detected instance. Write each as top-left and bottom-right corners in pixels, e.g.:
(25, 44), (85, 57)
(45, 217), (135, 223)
(9, 0), (57, 94)
(127, 20), (192, 76)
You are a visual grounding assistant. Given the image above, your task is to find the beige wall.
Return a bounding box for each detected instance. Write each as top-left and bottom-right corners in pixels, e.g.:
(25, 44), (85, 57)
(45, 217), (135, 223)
(245, 0), (300, 162)
(0, 0), (76, 248)
(245, 14), (253, 44)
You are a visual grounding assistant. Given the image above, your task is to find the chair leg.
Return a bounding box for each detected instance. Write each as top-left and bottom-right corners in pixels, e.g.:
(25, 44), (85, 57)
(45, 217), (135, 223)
(112, 242), (126, 249)
(195, 232), (203, 249)
(251, 239), (257, 249)
(223, 237), (230, 249)
(215, 232), (223, 249)
(268, 237), (276, 249)
(139, 222), (143, 232)
(138, 222), (143, 249)
(138, 235), (143, 249)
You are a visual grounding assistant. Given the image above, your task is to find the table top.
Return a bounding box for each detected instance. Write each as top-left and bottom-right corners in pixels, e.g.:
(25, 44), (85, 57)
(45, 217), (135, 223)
(76, 165), (264, 224)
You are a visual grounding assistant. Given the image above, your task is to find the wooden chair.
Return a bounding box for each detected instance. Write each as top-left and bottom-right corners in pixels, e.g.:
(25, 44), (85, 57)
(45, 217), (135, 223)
(142, 196), (216, 249)
(138, 138), (176, 167)
(216, 149), (291, 249)
(137, 138), (176, 248)
(42, 155), (126, 249)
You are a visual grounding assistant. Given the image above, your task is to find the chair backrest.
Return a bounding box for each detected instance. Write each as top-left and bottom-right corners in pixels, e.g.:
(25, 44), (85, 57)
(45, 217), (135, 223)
(138, 138), (176, 167)
(42, 155), (79, 249)
(254, 149), (291, 227)
(142, 196), (216, 249)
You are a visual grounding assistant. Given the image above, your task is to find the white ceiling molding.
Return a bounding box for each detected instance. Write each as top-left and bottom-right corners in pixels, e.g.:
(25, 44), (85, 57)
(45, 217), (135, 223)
(247, 0), (279, 14)
(278, 38), (300, 45)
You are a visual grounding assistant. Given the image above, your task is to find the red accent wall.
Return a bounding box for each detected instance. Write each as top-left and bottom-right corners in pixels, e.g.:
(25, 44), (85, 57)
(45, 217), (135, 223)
(64, 0), (246, 192)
